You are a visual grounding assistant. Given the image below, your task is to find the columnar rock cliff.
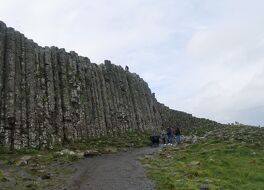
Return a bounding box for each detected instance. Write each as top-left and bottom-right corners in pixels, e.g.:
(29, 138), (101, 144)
(0, 21), (219, 150)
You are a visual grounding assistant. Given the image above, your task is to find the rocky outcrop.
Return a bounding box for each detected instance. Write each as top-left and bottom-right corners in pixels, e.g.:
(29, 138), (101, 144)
(158, 103), (220, 131)
(0, 21), (219, 150)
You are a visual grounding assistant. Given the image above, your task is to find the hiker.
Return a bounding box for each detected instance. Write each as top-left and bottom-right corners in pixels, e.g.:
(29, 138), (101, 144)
(175, 127), (181, 144)
(160, 131), (167, 144)
(150, 131), (160, 147)
(150, 135), (160, 147)
(167, 127), (173, 144)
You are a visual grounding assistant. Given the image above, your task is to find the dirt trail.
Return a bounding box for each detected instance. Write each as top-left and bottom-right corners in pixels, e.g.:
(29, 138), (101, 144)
(64, 147), (160, 190)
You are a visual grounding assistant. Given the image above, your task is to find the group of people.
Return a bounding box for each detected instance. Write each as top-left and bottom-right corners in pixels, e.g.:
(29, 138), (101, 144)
(163, 127), (181, 144)
(150, 126), (181, 146)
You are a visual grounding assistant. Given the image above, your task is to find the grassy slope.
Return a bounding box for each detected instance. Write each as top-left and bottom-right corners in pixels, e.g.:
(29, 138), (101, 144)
(0, 130), (151, 162)
(142, 125), (264, 190)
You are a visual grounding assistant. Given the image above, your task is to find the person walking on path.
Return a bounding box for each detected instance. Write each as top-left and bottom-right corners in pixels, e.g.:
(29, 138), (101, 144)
(167, 127), (173, 144)
(175, 127), (181, 144)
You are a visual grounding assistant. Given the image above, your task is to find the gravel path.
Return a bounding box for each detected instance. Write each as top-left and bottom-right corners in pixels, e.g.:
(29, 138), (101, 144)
(64, 147), (160, 190)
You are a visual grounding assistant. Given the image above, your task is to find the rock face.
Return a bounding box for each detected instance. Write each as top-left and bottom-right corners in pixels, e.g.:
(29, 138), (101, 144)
(0, 21), (219, 150)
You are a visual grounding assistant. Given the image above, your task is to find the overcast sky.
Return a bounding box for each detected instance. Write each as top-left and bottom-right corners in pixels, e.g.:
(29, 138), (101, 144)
(1, 0), (264, 126)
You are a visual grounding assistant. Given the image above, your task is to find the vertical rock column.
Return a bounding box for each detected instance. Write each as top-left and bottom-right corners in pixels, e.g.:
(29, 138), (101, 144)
(103, 61), (124, 134)
(101, 63), (117, 135)
(4, 27), (17, 150)
(13, 33), (23, 149)
(89, 63), (106, 137)
(0, 21), (6, 146)
(17, 34), (27, 148)
(67, 52), (80, 140)
(24, 40), (37, 147)
(57, 49), (72, 144)
(98, 64), (113, 136)
(126, 73), (144, 131)
(50, 47), (63, 144)
(76, 57), (88, 139)
(43, 47), (56, 147)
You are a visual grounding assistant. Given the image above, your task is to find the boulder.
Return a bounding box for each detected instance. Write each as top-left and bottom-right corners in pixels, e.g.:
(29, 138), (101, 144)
(103, 147), (117, 153)
(200, 184), (209, 190)
(83, 150), (100, 158)
(41, 173), (51, 180)
(56, 149), (76, 156)
(16, 155), (32, 166)
(189, 161), (200, 166)
(192, 135), (198, 144)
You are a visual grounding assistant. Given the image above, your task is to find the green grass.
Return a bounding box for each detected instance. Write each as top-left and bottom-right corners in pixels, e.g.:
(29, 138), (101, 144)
(0, 170), (4, 181)
(142, 131), (264, 190)
(67, 130), (151, 152)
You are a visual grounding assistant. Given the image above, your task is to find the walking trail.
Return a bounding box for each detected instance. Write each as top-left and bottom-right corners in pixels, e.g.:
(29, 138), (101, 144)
(64, 147), (160, 190)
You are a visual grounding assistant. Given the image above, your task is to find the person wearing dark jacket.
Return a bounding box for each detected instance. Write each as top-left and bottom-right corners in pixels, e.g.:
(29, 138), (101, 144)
(150, 135), (160, 147)
(150, 131), (160, 147)
(167, 127), (173, 144)
(175, 127), (181, 144)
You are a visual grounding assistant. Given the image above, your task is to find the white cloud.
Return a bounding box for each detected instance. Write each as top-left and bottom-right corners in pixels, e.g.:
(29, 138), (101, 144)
(180, 1), (264, 125)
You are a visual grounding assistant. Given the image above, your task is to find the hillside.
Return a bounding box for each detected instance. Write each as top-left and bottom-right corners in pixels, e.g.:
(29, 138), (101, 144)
(142, 124), (264, 190)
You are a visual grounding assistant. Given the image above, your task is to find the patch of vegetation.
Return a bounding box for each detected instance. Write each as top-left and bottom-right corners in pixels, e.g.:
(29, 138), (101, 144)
(67, 130), (151, 153)
(142, 125), (264, 190)
(0, 130), (151, 164)
(0, 170), (4, 181)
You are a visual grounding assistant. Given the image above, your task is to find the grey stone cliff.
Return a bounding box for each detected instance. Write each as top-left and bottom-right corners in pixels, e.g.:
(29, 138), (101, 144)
(0, 21), (219, 150)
